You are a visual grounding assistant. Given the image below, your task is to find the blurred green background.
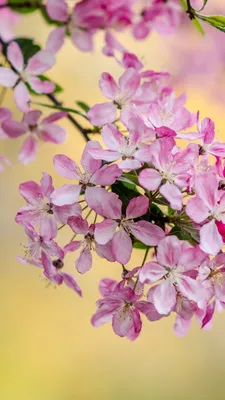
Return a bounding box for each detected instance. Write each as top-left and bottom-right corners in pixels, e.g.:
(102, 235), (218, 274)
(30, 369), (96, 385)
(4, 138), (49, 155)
(1, 8), (225, 400)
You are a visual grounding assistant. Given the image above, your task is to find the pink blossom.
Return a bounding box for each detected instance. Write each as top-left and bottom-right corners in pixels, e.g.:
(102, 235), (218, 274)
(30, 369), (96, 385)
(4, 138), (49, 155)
(139, 236), (206, 315)
(92, 194), (165, 264)
(2, 110), (67, 164)
(0, 7), (19, 41)
(91, 280), (144, 340)
(63, 216), (115, 274)
(23, 223), (63, 260)
(197, 116), (225, 158)
(138, 137), (198, 210)
(88, 122), (151, 171)
(0, 42), (55, 112)
(16, 172), (82, 236)
(186, 172), (225, 255)
(51, 141), (121, 206)
(19, 251), (82, 296)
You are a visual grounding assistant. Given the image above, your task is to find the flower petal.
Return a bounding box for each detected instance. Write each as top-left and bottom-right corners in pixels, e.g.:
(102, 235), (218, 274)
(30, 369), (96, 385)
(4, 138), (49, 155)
(200, 220), (223, 255)
(130, 220), (165, 246)
(0, 67), (18, 87)
(7, 42), (24, 72)
(14, 81), (30, 113)
(112, 228), (132, 264)
(87, 102), (117, 126)
(138, 168), (161, 190)
(76, 246), (92, 274)
(94, 219), (118, 245)
(26, 51), (55, 75)
(126, 196), (149, 219)
(51, 184), (81, 206)
(19, 136), (38, 164)
(153, 280), (177, 315)
(54, 154), (80, 180)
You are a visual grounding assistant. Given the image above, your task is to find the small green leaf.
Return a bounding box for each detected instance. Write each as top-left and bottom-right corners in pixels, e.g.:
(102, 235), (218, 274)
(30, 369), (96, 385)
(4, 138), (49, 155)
(31, 102), (88, 118)
(76, 101), (90, 113)
(27, 75), (63, 96)
(192, 18), (205, 35)
(169, 224), (200, 245)
(133, 241), (149, 250)
(8, 0), (40, 14)
(196, 14), (225, 33)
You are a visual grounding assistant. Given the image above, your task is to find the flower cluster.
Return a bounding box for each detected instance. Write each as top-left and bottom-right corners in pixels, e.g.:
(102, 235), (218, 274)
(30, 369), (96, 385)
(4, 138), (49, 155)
(15, 63), (225, 339)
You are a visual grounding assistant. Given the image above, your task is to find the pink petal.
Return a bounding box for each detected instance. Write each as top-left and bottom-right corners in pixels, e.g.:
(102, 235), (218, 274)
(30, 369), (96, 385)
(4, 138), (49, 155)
(201, 301), (215, 329)
(138, 168), (161, 190)
(81, 140), (102, 174)
(53, 202), (82, 225)
(76, 246), (92, 274)
(201, 118), (215, 144)
(101, 123), (123, 150)
(60, 272), (82, 296)
(112, 228), (132, 265)
(177, 276), (203, 302)
(137, 301), (167, 322)
(19, 136), (38, 164)
(118, 68), (140, 98)
(87, 102), (117, 126)
(42, 111), (67, 124)
(126, 196), (149, 219)
(195, 172), (218, 210)
(157, 236), (181, 268)
(40, 124), (66, 144)
(51, 184), (81, 206)
(130, 220), (165, 246)
(26, 51), (55, 75)
(94, 219), (118, 245)
(0, 67), (18, 87)
(63, 240), (82, 254)
(40, 172), (54, 199)
(95, 242), (115, 262)
(160, 182), (183, 210)
(174, 316), (191, 338)
(53, 154), (80, 180)
(126, 308), (142, 341)
(139, 262), (166, 284)
(40, 214), (58, 239)
(68, 216), (89, 234)
(91, 309), (113, 327)
(112, 308), (133, 338)
(99, 279), (118, 297)
(90, 164), (121, 186)
(46, 27), (66, 54)
(71, 29), (93, 52)
(46, 0), (68, 22)
(99, 72), (119, 100)
(14, 81), (30, 113)
(200, 220), (223, 255)
(209, 142), (225, 158)
(23, 110), (42, 126)
(153, 280), (177, 315)
(19, 180), (42, 204)
(89, 148), (120, 162)
(7, 42), (24, 72)
(85, 187), (122, 219)
(118, 159), (142, 171)
(186, 196), (209, 223)
(2, 119), (27, 138)
(28, 77), (55, 94)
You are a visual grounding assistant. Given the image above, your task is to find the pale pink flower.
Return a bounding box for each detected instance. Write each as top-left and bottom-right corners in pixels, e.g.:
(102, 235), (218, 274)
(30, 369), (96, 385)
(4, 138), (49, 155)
(3, 110), (67, 164)
(139, 236), (206, 315)
(51, 141), (121, 206)
(138, 137), (198, 210)
(63, 216), (115, 274)
(0, 42), (55, 112)
(186, 172), (225, 255)
(88, 122), (151, 171)
(197, 116), (225, 158)
(19, 251), (82, 296)
(16, 172), (81, 236)
(91, 193), (165, 264)
(91, 280), (144, 340)
(0, 6), (19, 41)
(23, 223), (63, 260)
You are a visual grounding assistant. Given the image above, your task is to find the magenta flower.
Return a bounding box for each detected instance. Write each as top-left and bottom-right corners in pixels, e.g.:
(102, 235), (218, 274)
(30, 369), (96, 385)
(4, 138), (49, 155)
(16, 172), (82, 236)
(3, 110), (67, 164)
(139, 236), (206, 315)
(51, 140), (122, 206)
(0, 42), (55, 112)
(91, 280), (144, 340)
(186, 172), (225, 255)
(91, 193), (165, 264)
(63, 216), (115, 274)
(23, 223), (63, 260)
(138, 137), (198, 210)
(88, 123), (151, 171)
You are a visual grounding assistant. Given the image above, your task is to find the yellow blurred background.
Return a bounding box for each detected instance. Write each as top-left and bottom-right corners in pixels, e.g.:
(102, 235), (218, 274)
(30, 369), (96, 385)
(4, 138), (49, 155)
(1, 9), (225, 400)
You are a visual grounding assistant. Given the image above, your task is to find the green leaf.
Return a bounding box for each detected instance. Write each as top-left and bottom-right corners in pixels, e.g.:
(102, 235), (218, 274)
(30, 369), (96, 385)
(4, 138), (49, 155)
(8, 0), (40, 14)
(169, 223), (200, 245)
(198, 1), (208, 12)
(31, 102), (88, 118)
(133, 241), (149, 250)
(192, 18), (205, 35)
(111, 181), (140, 213)
(196, 14), (225, 33)
(76, 101), (90, 113)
